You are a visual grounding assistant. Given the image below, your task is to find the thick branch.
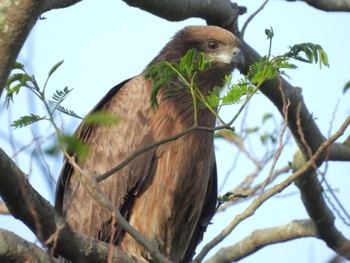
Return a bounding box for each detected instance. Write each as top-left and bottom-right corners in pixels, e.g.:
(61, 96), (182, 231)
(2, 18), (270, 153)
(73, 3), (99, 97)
(0, 1), (45, 96)
(0, 147), (138, 263)
(123, 0), (246, 29)
(0, 229), (59, 263)
(43, 0), (81, 13)
(287, 0), (350, 12)
(204, 220), (318, 263)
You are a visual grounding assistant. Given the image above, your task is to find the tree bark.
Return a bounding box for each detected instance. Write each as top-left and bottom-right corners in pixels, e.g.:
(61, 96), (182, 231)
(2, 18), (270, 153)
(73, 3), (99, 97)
(0, 229), (59, 263)
(286, 0), (350, 12)
(0, 0), (45, 95)
(204, 220), (318, 263)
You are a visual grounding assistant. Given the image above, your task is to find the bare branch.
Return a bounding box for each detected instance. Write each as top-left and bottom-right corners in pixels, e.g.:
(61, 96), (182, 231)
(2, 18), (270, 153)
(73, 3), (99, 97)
(204, 220), (318, 263)
(123, 0), (246, 29)
(0, 229), (59, 263)
(241, 0), (269, 37)
(193, 117), (350, 262)
(286, 0), (350, 12)
(0, 147), (139, 263)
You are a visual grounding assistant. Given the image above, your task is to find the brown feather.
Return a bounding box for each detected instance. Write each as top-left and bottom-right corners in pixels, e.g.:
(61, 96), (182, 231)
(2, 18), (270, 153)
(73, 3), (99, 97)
(55, 25), (244, 262)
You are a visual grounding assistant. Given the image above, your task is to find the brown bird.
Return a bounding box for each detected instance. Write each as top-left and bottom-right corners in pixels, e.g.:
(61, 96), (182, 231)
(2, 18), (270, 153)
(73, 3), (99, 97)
(55, 25), (244, 262)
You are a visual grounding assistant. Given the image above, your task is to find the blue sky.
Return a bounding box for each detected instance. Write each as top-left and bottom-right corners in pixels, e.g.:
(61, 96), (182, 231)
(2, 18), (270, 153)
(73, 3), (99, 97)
(0, 0), (349, 262)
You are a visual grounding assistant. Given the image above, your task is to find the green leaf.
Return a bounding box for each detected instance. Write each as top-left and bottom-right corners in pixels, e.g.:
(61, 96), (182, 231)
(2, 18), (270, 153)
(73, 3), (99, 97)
(59, 134), (89, 161)
(262, 113), (273, 123)
(13, 62), (24, 70)
(83, 111), (119, 126)
(206, 86), (222, 108)
(221, 82), (250, 105)
(6, 73), (32, 88)
(146, 61), (178, 109)
(146, 49), (211, 110)
(51, 86), (72, 103)
(11, 114), (46, 129)
(49, 86), (82, 119)
(245, 127), (259, 134)
(285, 43), (329, 68)
(50, 103), (83, 119)
(48, 60), (64, 78)
(343, 81), (350, 94)
(260, 133), (277, 145)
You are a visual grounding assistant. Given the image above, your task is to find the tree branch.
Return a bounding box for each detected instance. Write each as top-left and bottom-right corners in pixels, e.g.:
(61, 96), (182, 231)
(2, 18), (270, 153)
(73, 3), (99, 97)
(43, 0), (82, 13)
(0, 229), (59, 263)
(286, 0), (350, 12)
(0, 0), (46, 96)
(123, 0), (246, 29)
(0, 147), (139, 263)
(294, 152), (350, 259)
(204, 220), (318, 263)
(193, 117), (350, 262)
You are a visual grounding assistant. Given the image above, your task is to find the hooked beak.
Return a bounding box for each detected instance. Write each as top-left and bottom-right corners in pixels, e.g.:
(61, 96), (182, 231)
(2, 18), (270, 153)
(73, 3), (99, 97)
(231, 48), (245, 73)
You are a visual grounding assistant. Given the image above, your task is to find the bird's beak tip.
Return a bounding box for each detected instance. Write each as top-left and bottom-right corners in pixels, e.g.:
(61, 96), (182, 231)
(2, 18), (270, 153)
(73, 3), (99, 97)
(231, 49), (245, 74)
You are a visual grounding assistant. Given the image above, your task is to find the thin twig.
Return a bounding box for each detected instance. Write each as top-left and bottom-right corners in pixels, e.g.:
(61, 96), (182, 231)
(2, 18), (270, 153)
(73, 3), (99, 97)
(96, 124), (233, 182)
(260, 78), (291, 193)
(241, 0), (270, 38)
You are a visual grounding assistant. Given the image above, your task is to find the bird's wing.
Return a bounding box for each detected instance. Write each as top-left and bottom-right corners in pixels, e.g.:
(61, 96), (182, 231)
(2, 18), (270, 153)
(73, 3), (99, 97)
(55, 77), (131, 214)
(182, 159), (218, 263)
(55, 75), (157, 241)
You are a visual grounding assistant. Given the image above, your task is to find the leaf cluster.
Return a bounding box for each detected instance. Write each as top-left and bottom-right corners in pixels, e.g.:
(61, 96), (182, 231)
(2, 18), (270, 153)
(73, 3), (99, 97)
(284, 42), (329, 68)
(205, 38), (329, 118)
(145, 48), (212, 110)
(5, 60), (119, 160)
(145, 33), (330, 128)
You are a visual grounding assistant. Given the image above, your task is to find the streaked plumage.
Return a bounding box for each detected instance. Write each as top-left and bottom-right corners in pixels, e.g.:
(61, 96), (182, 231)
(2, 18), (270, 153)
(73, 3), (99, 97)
(55, 25), (244, 262)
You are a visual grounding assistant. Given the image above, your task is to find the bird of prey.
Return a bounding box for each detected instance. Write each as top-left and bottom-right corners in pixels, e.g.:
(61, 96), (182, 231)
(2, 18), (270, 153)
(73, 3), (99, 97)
(55, 25), (244, 262)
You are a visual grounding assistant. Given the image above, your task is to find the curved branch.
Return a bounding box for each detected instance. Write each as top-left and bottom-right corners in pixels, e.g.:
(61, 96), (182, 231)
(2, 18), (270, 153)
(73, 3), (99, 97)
(204, 220), (318, 263)
(287, 0), (350, 12)
(123, 0), (246, 29)
(0, 147), (138, 263)
(0, 229), (59, 263)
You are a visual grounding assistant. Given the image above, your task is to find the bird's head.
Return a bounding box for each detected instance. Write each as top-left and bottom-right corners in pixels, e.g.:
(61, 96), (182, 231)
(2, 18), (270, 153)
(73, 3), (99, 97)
(149, 26), (245, 74)
(178, 26), (245, 72)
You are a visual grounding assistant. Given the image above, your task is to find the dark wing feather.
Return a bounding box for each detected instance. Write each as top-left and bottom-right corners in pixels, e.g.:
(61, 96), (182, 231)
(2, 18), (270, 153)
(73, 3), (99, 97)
(182, 160), (218, 263)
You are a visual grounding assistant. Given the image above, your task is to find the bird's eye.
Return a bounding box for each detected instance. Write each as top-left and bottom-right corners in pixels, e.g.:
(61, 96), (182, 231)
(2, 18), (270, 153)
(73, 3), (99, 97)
(207, 40), (219, 50)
